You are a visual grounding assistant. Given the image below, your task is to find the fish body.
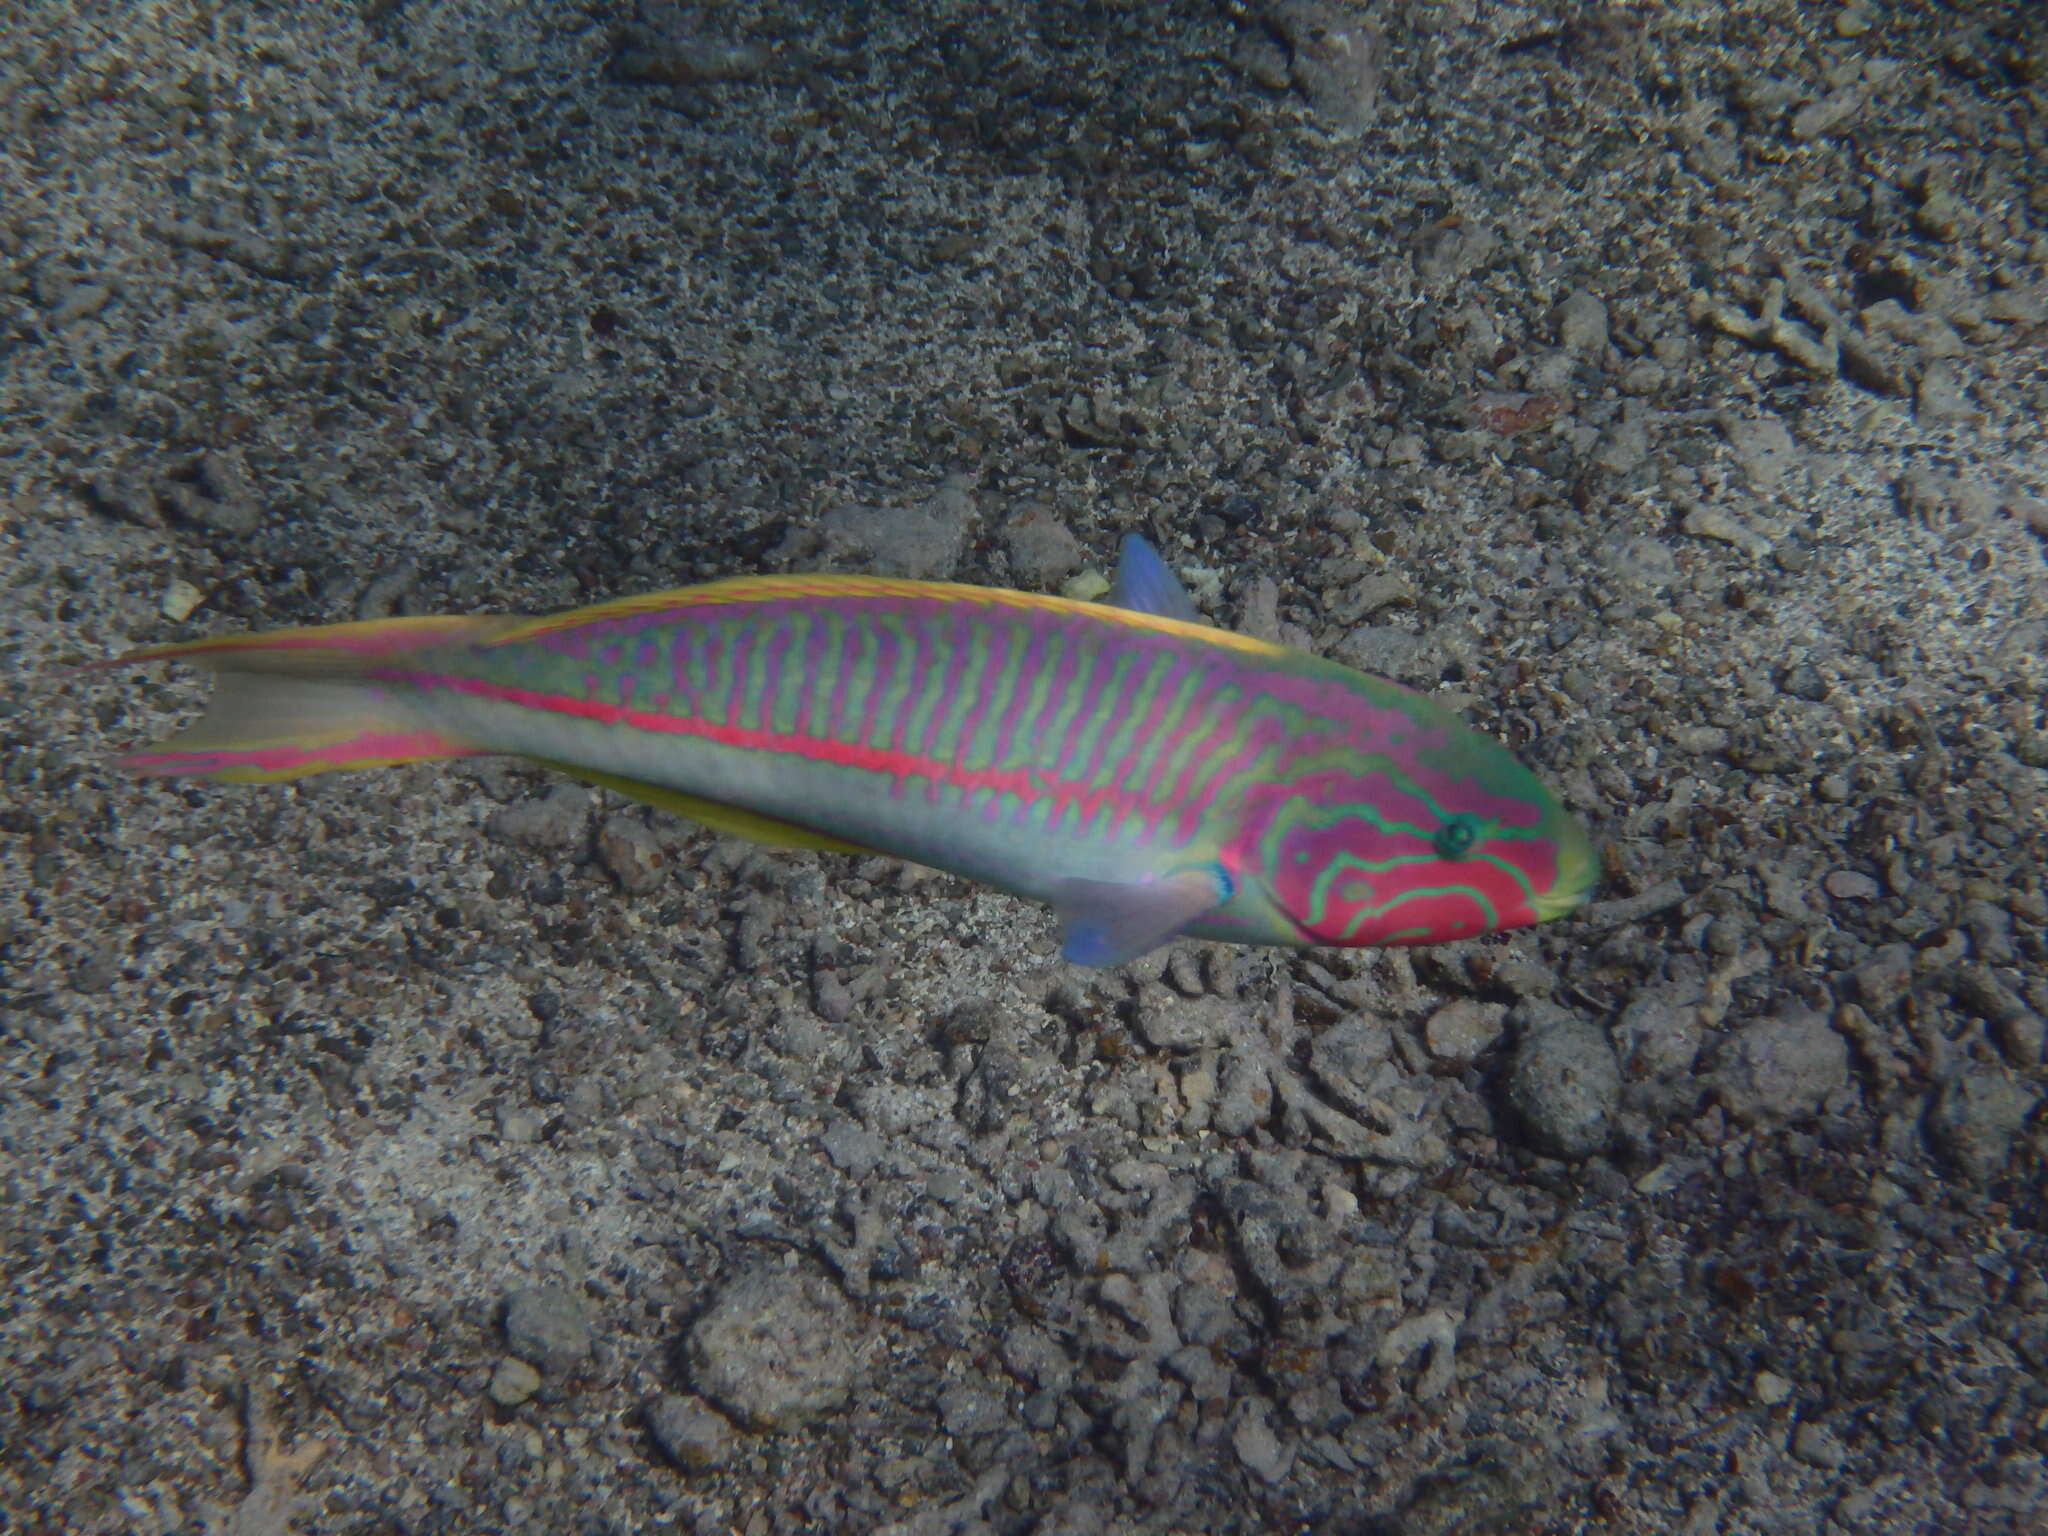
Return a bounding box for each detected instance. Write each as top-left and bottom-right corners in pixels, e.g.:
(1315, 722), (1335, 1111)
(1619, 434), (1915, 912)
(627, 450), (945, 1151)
(111, 539), (1594, 963)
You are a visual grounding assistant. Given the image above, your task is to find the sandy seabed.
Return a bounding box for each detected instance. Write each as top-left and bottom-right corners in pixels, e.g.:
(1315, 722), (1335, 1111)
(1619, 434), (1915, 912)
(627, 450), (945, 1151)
(3, 2), (2045, 1533)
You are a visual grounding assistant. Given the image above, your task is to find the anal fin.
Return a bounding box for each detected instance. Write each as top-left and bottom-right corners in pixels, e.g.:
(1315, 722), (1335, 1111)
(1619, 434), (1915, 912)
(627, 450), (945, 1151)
(538, 761), (880, 856)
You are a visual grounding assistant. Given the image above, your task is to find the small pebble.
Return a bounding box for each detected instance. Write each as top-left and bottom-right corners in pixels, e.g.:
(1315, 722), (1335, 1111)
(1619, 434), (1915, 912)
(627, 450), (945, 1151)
(160, 578), (205, 622)
(596, 814), (666, 894)
(1752, 1370), (1793, 1406)
(489, 1356), (541, 1408)
(1792, 1419), (1847, 1469)
(1061, 569), (1111, 603)
(1681, 504), (1771, 559)
(1423, 999), (1507, 1063)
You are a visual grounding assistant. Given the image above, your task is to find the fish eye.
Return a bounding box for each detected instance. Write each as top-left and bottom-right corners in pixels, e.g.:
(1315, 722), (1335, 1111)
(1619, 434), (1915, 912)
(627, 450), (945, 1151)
(1433, 815), (1480, 859)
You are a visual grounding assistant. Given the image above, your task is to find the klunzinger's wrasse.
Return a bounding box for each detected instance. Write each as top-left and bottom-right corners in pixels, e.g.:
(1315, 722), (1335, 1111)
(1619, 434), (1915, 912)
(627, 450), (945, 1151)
(106, 537), (1595, 965)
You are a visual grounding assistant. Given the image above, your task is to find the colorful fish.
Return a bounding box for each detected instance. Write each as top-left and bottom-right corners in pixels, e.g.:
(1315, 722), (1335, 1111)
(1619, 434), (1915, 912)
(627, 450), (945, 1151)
(105, 537), (1595, 964)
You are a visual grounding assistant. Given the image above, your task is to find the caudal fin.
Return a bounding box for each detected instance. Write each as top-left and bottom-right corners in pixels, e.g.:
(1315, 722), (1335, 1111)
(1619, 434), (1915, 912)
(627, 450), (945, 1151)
(107, 614), (519, 782)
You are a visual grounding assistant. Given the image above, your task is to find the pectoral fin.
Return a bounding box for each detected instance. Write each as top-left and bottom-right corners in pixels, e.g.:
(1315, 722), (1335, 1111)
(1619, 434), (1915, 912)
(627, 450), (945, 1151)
(1053, 864), (1233, 967)
(1109, 535), (1204, 626)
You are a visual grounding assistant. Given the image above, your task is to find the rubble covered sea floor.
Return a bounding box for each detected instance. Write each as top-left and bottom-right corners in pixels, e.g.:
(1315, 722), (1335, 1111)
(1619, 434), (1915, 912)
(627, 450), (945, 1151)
(3, 2), (2045, 1532)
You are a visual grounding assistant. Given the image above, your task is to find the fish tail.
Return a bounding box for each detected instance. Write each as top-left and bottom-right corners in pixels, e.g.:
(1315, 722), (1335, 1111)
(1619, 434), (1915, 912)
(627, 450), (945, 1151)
(105, 615), (519, 782)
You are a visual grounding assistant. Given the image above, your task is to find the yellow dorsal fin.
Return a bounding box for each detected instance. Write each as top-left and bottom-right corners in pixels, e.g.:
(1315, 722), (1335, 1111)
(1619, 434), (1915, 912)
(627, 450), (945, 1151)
(534, 760), (878, 855)
(490, 574), (1291, 657)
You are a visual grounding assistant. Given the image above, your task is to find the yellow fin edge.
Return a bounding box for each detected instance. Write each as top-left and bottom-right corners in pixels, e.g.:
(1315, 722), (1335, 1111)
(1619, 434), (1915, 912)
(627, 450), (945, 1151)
(534, 760), (878, 856)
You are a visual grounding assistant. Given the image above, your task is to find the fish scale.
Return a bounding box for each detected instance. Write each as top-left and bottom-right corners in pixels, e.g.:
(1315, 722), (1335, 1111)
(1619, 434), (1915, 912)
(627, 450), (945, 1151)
(105, 537), (1595, 964)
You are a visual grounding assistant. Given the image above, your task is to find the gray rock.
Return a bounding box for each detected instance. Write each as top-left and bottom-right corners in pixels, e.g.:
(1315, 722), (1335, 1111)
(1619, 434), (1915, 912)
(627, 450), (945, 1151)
(1911, 181), (1971, 242)
(1825, 870), (1880, 901)
(85, 469), (166, 529)
(1231, 1398), (1293, 1483)
(1412, 220), (1498, 286)
(354, 561), (420, 620)
(1992, 1009), (2045, 1071)
(486, 785), (596, 854)
(1988, 286), (2047, 324)
(1556, 288), (1609, 354)
(1604, 535), (1679, 589)
(687, 1270), (859, 1431)
(938, 1383), (1008, 1438)
(1264, 2), (1381, 134)
(1714, 1010), (1849, 1124)
(1851, 945), (1915, 1014)
(1958, 901), (2017, 965)
(52, 280), (112, 323)
(1717, 412), (1801, 493)
(1001, 503), (1084, 587)
(596, 813), (666, 894)
(495, 1105), (541, 1143)
(1790, 85), (1863, 141)
(811, 967), (854, 1024)
(819, 1114), (885, 1178)
(488, 1356), (541, 1408)
(1133, 986), (1239, 1052)
(1924, 1070), (2038, 1182)
(1948, 967), (2044, 1068)
(161, 477), (261, 538)
(1212, 1049), (1272, 1138)
(186, 449), (264, 535)
(1591, 415), (1649, 476)
(1332, 625), (1441, 686)
(1612, 985), (1703, 1080)
(1001, 1325), (1075, 1391)
(1916, 361), (1974, 423)
(70, 946), (121, 994)
(818, 475), (974, 580)
(1308, 1013), (1396, 1109)
(1791, 1418), (1847, 1470)
(957, 1044), (1026, 1135)
(501, 1284), (594, 1376)
(1506, 1012), (1620, 1158)
(642, 1393), (737, 1471)
(611, 36), (769, 85)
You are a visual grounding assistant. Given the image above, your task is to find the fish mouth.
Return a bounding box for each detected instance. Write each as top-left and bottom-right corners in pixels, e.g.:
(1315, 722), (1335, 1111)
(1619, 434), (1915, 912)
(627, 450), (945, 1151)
(1528, 820), (1599, 923)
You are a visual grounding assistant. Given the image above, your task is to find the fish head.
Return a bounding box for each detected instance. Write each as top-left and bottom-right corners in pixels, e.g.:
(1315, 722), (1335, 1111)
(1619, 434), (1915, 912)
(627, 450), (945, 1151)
(1240, 714), (1596, 949)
